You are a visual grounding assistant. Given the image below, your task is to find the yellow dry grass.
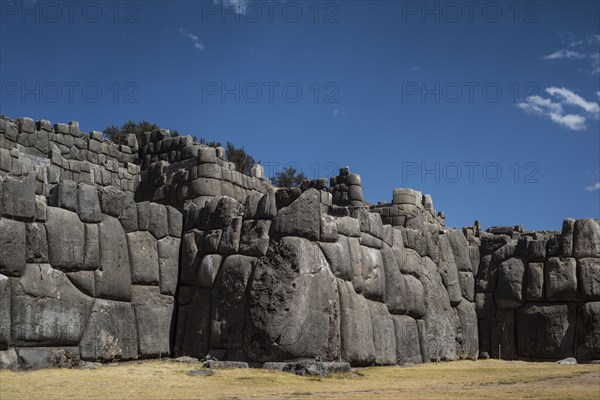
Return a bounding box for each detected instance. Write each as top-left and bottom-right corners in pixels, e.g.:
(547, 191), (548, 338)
(1, 359), (599, 400)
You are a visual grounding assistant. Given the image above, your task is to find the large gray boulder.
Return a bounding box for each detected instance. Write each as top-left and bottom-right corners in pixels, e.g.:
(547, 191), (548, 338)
(367, 300), (396, 365)
(11, 264), (93, 346)
(490, 309), (516, 360)
(525, 262), (545, 301)
(454, 301), (478, 360)
(579, 258), (600, 301)
(575, 302), (600, 360)
(0, 218), (26, 276)
(218, 217), (242, 255)
(0, 348), (18, 370)
(126, 231), (159, 284)
(545, 257), (577, 302)
(98, 186), (127, 217)
(271, 189), (321, 241)
(174, 287), (211, 358)
(337, 279), (375, 366)
(239, 219), (271, 257)
(45, 207), (85, 271)
(166, 205), (183, 237)
(319, 237), (354, 282)
(79, 299), (138, 361)
(83, 224), (100, 270)
(381, 244), (407, 314)
(1, 173), (36, 219)
(447, 230), (472, 272)
(516, 303), (576, 359)
(179, 231), (201, 285)
(245, 237), (340, 362)
(158, 236), (180, 295)
(402, 274), (426, 318)
(131, 286), (174, 357)
(148, 203), (169, 239)
(211, 255), (255, 349)
(392, 315), (422, 364)
(348, 237), (364, 292)
(335, 216), (360, 237)
(573, 219), (600, 258)
(95, 215), (132, 301)
(437, 235), (462, 306)
(77, 183), (101, 223)
(15, 347), (80, 370)
(200, 196), (244, 231)
(400, 248), (421, 276)
(417, 257), (457, 362)
(479, 233), (509, 255)
(495, 258), (525, 309)
(119, 200), (138, 232)
(360, 246), (385, 301)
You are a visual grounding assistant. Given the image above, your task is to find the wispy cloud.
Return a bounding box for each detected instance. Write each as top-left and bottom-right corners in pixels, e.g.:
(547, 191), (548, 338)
(590, 52), (600, 75)
(518, 87), (599, 131)
(543, 33), (600, 75)
(333, 109), (346, 118)
(179, 28), (205, 51)
(542, 49), (585, 60)
(585, 182), (600, 192)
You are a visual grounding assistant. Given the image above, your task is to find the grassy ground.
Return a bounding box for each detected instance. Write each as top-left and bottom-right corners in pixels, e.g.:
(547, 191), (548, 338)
(1, 359), (599, 400)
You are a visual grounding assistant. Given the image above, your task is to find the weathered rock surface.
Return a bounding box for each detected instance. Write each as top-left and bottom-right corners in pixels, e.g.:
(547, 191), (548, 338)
(516, 303), (576, 359)
(337, 279), (375, 366)
(0, 219), (26, 276)
(95, 215), (132, 301)
(495, 258), (525, 309)
(246, 238), (340, 362)
(271, 189), (321, 241)
(1, 115), (599, 369)
(367, 300), (396, 365)
(12, 264), (93, 346)
(131, 286), (174, 357)
(79, 299), (138, 361)
(211, 255), (255, 349)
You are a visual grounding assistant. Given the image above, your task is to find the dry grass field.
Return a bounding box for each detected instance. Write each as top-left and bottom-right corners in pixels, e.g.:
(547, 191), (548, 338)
(1, 359), (599, 400)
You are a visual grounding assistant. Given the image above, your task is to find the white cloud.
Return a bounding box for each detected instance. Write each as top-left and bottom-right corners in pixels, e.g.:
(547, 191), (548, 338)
(518, 88), (599, 131)
(597, 91), (600, 99)
(548, 112), (586, 131)
(585, 182), (600, 191)
(546, 87), (600, 116)
(542, 49), (585, 60)
(333, 109), (346, 118)
(179, 28), (205, 51)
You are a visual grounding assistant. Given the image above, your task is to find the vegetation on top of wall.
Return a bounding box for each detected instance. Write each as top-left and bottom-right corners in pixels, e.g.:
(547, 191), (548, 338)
(103, 121), (256, 175)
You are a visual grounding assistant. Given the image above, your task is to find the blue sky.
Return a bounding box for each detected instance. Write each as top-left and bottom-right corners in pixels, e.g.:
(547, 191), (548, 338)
(1, 0), (599, 230)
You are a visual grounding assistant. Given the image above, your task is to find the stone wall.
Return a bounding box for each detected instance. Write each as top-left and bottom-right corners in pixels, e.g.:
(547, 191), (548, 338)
(475, 221), (600, 361)
(0, 176), (181, 369)
(0, 114), (598, 369)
